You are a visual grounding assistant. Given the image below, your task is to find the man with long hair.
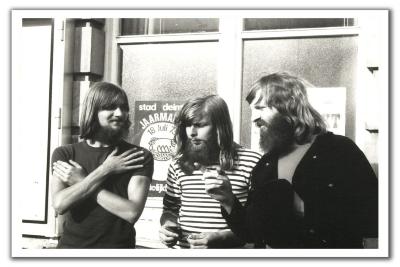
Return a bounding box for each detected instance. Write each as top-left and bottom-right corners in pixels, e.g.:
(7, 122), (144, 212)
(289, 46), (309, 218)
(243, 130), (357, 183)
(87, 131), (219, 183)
(205, 72), (378, 248)
(51, 82), (153, 248)
(159, 95), (261, 248)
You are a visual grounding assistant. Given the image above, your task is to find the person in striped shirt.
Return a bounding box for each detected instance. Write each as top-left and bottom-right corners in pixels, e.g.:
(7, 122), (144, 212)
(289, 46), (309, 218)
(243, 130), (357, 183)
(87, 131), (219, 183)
(159, 95), (261, 248)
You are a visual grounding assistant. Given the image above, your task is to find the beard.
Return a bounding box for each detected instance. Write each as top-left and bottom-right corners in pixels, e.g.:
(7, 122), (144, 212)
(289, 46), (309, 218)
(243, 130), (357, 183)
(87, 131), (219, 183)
(258, 113), (295, 156)
(178, 138), (219, 174)
(98, 124), (128, 145)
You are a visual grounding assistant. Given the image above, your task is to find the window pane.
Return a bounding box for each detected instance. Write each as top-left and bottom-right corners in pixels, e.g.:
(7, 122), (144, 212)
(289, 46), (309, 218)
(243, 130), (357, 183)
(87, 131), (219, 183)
(121, 18), (148, 35)
(243, 18), (355, 31)
(121, 18), (219, 35)
(240, 36), (358, 150)
(120, 41), (218, 138)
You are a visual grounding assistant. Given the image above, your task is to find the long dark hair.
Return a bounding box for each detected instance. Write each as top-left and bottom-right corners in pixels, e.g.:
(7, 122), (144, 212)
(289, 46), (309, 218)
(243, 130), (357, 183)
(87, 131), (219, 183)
(79, 82), (131, 140)
(246, 72), (326, 144)
(174, 95), (237, 172)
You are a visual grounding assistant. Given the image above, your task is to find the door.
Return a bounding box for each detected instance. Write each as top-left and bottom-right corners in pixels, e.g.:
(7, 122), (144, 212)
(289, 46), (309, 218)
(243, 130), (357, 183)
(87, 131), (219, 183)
(13, 19), (56, 239)
(12, 17), (73, 251)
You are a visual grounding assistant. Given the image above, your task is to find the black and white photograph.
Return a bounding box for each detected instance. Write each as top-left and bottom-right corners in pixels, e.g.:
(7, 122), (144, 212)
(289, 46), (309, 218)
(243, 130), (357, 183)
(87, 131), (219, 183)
(8, 8), (392, 260)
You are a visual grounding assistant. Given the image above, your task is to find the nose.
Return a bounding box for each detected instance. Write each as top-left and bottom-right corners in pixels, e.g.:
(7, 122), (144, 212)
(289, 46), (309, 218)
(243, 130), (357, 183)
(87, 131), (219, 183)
(251, 109), (261, 123)
(188, 125), (197, 137)
(113, 107), (123, 117)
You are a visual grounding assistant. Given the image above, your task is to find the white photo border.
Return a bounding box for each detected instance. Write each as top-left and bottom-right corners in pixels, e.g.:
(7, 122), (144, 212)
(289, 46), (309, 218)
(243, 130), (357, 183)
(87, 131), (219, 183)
(10, 8), (389, 259)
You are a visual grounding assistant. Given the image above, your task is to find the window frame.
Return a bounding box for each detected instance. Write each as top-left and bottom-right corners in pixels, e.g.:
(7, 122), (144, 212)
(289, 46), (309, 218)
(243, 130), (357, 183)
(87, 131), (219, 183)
(114, 18), (363, 145)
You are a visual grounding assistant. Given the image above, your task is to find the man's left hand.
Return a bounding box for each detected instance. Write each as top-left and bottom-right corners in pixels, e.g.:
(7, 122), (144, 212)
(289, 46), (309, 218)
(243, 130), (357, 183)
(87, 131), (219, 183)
(52, 160), (87, 186)
(186, 231), (244, 248)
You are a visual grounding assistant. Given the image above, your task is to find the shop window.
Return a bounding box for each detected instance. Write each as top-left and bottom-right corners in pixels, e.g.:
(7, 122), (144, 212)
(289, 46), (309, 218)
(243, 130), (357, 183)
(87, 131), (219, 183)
(121, 18), (219, 35)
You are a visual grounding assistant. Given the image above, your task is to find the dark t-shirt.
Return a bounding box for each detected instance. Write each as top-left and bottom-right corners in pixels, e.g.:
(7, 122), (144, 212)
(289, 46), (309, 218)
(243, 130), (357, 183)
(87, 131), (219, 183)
(51, 140), (154, 248)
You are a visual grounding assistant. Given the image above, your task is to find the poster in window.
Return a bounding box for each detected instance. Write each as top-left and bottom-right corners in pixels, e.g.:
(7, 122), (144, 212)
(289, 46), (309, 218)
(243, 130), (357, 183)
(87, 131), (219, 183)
(132, 101), (184, 198)
(307, 87), (346, 136)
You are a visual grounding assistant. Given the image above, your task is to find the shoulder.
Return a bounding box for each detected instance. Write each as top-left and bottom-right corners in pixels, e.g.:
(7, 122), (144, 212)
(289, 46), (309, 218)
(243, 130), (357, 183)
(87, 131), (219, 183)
(235, 147), (263, 161)
(119, 141), (155, 178)
(52, 144), (72, 155)
(314, 132), (372, 168)
(119, 140), (153, 161)
(118, 141), (154, 175)
(51, 142), (82, 162)
(170, 157), (180, 166)
(168, 158), (181, 171)
(166, 158), (185, 178)
(316, 132), (360, 152)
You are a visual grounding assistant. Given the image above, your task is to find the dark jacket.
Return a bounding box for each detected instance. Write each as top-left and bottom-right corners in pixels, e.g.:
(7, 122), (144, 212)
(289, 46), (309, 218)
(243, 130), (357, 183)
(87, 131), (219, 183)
(222, 132), (378, 248)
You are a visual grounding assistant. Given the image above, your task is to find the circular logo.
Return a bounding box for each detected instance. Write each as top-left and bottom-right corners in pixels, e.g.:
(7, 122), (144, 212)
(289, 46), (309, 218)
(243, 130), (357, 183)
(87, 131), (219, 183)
(140, 122), (177, 162)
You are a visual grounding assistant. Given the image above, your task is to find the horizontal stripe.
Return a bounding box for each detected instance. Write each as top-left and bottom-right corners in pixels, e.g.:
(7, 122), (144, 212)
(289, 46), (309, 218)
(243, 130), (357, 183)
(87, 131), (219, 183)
(180, 223), (229, 230)
(162, 148), (261, 248)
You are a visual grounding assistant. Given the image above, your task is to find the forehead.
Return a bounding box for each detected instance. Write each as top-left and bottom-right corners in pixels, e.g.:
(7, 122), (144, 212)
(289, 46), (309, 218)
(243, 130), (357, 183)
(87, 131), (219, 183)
(250, 90), (267, 107)
(191, 111), (211, 123)
(98, 95), (129, 109)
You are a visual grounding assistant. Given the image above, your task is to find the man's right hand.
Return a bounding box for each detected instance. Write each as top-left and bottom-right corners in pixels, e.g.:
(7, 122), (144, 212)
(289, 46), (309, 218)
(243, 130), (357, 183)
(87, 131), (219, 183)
(101, 147), (145, 175)
(53, 160), (87, 186)
(159, 222), (181, 247)
(203, 167), (235, 213)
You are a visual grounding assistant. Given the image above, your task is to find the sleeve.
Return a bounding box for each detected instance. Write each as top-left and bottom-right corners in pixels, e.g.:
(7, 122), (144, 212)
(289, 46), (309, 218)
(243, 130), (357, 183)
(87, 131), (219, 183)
(221, 196), (250, 242)
(162, 163), (181, 216)
(342, 138), (378, 238)
(51, 145), (72, 172)
(132, 148), (154, 180)
(220, 154), (260, 243)
(222, 178), (299, 247)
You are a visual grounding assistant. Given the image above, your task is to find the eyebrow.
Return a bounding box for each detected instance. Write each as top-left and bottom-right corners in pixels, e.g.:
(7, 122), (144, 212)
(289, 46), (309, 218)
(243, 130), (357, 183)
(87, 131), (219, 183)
(252, 96), (265, 107)
(192, 117), (209, 124)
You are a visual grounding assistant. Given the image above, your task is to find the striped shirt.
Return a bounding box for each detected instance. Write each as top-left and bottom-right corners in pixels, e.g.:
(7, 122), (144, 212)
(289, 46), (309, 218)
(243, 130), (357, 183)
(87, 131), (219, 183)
(162, 147), (261, 248)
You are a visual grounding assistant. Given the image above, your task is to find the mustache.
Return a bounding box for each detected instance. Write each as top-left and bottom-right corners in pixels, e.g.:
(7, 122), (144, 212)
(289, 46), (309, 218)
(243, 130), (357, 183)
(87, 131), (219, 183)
(254, 118), (268, 128)
(109, 118), (124, 122)
(189, 138), (205, 142)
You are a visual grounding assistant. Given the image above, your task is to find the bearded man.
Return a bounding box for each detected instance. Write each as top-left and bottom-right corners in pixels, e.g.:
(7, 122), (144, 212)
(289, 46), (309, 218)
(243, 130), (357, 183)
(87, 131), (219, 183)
(51, 82), (153, 248)
(159, 95), (261, 248)
(205, 73), (378, 248)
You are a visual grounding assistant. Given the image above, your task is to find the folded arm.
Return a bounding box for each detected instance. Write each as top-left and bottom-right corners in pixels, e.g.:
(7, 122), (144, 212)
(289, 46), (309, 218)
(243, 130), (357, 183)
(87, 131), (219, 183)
(96, 175), (151, 224)
(51, 148), (144, 215)
(51, 163), (110, 215)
